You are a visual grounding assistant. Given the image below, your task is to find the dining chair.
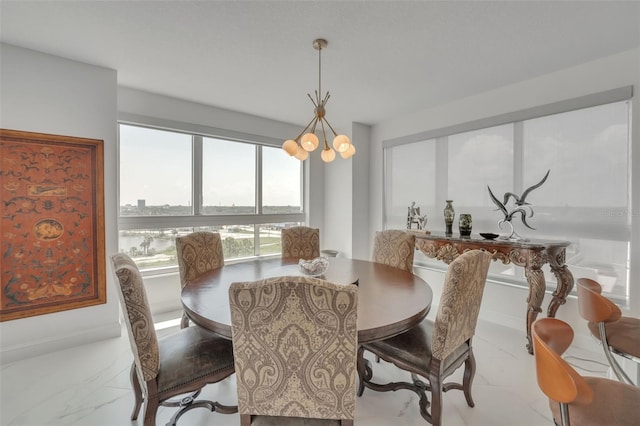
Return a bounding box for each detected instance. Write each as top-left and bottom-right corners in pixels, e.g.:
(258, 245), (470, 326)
(358, 249), (492, 426)
(372, 229), (415, 272)
(532, 317), (640, 426)
(369, 229), (416, 363)
(281, 226), (320, 260)
(111, 253), (236, 426)
(576, 277), (639, 386)
(176, 231), (225, 328)
(229, 275), (358, 426)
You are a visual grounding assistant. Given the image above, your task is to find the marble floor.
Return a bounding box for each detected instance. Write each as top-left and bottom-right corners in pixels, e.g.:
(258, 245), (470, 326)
(1, 314), (609, 426)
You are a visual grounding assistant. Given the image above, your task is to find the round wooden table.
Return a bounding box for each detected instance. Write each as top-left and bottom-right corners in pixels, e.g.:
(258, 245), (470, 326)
(181, 257), (433, 344)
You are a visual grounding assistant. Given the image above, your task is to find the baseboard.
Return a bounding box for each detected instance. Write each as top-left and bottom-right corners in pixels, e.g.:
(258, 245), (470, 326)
(0, 321), (121, 365)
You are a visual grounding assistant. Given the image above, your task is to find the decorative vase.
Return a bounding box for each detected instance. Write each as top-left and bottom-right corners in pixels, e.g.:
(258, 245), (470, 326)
(444, 200), (455, 236)
(459, 213), (472, 237)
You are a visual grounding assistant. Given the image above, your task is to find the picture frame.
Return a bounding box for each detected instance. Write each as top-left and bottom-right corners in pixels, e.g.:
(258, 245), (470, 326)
(0, 129), (106, 321)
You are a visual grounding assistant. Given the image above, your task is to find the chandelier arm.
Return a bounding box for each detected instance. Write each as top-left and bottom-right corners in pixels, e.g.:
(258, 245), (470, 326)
(322, 116), (340, 138)
(294, 116), (319, 141)
(310, 117), (319, 134)
(319, 117), (330, 149)
(307, 93), (318, 108)
(321, 92), (330, 107)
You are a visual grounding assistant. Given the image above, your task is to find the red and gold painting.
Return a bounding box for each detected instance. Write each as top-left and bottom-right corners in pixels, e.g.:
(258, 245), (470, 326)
(0, 129), (106, 321)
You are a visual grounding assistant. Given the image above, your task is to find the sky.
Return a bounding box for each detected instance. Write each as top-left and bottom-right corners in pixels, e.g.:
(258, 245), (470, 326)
(119, 125), (301, 207)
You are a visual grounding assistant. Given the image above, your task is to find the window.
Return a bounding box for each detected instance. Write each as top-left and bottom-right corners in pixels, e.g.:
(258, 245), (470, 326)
(202, 137), (255, 214)
(119, 125), (192, 215)
(383, 89), (632, 303)
(384, 140), (436, 228)
(118, 123), (305, 272)
(447, 124), (514, 209)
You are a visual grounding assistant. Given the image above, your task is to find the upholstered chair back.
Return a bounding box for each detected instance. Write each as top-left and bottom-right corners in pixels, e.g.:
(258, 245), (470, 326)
(176, 231), (224, 288)
(431, 250), (491, 360)
(111, 253), (160, 392)
(281, 226), (320, 260)
(229, 275), (358, 422)
(372, 229), (416, 272)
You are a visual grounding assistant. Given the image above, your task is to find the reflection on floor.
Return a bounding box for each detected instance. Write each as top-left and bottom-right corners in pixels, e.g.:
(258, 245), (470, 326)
(1, 315), (608, 426)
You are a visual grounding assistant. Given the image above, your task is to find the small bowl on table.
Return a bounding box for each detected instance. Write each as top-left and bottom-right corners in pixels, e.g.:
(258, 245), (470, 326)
(299, 257), (330, 277)
(479, 232), (499, 240)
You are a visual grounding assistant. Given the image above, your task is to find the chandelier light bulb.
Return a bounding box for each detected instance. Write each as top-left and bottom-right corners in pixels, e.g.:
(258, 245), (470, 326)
(321, 147), (336, 162)
(340, 143), (356, 159)
(300, 132), (319, 152)
(294, 146), (309, 160)
(282, 139), (299, 156)
(332, 134), (351, 153)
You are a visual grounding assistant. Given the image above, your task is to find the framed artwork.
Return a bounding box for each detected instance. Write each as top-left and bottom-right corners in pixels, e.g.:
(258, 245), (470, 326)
(0, 129), (106, 321)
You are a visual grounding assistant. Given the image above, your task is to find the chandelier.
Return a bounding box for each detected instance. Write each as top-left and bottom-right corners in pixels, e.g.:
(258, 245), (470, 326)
(282, 39), (355, 162)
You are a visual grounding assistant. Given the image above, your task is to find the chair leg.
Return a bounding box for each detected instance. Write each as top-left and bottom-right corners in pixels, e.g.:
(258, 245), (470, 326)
(462, 349), (476, 407)
(142, 398), (158, 426)
(356, 345), (372, 397)
(130, 363), (143, 420)
(559, 402), (570, 426)
(428, 370), (443, 426)
(598, 322), (635, 386)
(180, 312), (190, 329)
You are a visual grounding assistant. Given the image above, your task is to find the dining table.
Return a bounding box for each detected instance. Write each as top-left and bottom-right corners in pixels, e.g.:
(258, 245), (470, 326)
(181, 256), (433, 344)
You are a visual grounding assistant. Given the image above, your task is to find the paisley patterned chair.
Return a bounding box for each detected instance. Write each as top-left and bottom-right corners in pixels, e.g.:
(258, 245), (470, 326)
(533, 317), (640, 426)
(229, 275), (358, 426)
(111, 253), (236, 426)
(176, 231), (225, 328)
(372, 229), (415, 272)
(358, 250), (491, 426)
(281, 226), (320, 260)
(576, 278), (639, 386)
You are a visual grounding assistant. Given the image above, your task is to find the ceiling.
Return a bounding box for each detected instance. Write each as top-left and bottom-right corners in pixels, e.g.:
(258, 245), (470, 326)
(1, 1), (639, 131)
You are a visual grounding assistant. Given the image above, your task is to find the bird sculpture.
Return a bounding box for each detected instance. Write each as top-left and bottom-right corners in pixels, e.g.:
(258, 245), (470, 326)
(487, 170), (550, 240)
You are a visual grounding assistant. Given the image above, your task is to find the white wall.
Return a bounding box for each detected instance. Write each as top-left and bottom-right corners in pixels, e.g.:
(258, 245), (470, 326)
(351, 122), (371, 260)
(368, 48), (640, 349)
(321, 139), (354, 258)
(0, 43), (120, 363)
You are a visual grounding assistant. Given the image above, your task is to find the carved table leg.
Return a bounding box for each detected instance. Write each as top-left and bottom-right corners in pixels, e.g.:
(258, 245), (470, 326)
(524, 254), (546, 355)
(547, 248), (574, 318)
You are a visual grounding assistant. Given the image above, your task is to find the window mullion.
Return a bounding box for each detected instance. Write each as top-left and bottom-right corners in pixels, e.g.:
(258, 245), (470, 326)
(255, 145), (262, 255)
(513, 121), (524, 194)
(435, 136), (448, 206)
(193, 135), (203, 215)
(256, 145), (262, 214)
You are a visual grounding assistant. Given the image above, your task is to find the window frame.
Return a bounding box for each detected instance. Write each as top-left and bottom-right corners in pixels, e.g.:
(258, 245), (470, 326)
(117, 115), (306, 273)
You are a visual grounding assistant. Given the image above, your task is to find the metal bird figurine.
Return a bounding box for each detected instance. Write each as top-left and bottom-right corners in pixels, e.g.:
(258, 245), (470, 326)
(487, 170), (550, 239)
(502, 169), (550, 207)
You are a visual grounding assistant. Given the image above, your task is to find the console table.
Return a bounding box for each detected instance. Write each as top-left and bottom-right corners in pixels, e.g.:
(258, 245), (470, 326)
(411, 231), (573, 354)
